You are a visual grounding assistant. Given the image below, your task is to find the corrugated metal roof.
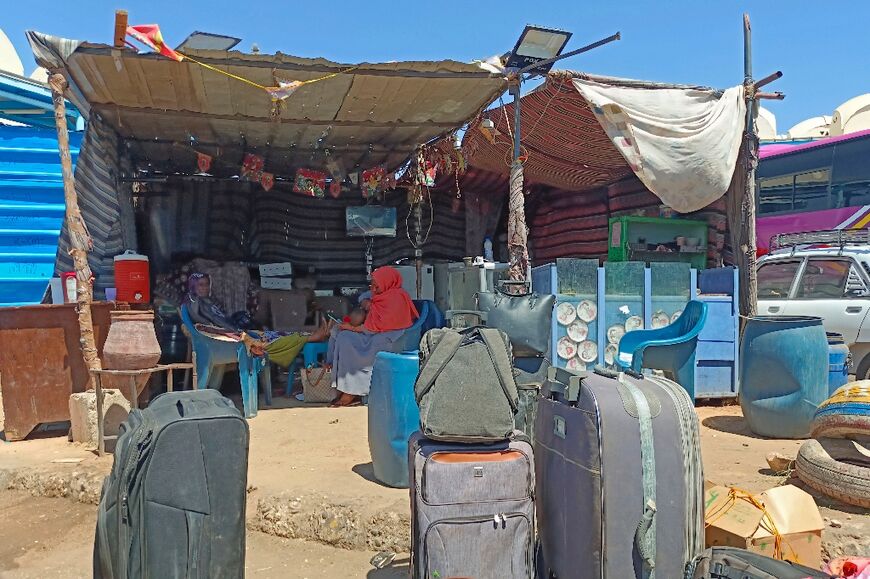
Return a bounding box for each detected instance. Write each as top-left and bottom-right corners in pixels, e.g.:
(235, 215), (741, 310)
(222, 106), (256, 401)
(0, 69), (81, 129)
(0, 125), (81, 306)
(31, 37), (507, 176)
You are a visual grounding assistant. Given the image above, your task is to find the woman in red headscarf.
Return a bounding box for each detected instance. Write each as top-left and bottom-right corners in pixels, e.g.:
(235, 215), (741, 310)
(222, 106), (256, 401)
(328, 266), (418, 407)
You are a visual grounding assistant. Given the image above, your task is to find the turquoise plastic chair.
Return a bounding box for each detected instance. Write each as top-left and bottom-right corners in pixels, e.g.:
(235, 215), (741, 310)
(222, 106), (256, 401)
(180, 305), (272, 418)
(390, 300), (434, 353)
(616, 300), (708, 399)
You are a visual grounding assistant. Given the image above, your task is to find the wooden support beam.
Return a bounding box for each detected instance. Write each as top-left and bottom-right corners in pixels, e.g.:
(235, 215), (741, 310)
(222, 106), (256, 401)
(114, 10), (128, 49)
(48, 72), (102, 381)
(757, 92), (785, 100)
(739, 13), (759, 319)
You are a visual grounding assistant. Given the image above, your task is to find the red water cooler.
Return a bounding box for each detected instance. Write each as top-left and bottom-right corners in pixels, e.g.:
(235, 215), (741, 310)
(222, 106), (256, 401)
(114, 250), (150, 303)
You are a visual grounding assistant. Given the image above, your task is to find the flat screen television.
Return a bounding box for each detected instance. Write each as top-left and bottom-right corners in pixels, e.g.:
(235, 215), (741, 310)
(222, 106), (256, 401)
(345, 206), (397, 237)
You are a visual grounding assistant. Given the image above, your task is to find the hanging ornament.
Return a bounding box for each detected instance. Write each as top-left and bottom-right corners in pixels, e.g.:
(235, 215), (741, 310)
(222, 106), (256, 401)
(294, 168), (327, 197)
(260, 172), (275, 191)
(361, 166), (386, 199)
(383, 172), (398, 191)
(348, 172), (360, 186)
(196, 152), (212, 173)
(329, 180), (342, 198)
(266, 80), (303, 102)
(241, 153), (265, 182)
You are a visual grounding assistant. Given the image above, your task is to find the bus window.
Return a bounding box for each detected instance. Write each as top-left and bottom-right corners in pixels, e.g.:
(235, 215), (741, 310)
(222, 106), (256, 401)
(759, 174), (793, 214)
(793, 169), (830, 211)
(832, 142), (870, 207)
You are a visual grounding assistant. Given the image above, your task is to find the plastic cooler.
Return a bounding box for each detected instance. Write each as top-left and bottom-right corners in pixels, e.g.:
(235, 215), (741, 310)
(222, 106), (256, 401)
(114, 250), (150, 303)
(367, 351), (420, 488)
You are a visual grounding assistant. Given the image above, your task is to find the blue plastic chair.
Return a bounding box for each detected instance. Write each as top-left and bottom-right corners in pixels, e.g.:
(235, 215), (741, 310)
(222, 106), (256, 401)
(391, 300), (435, 353)
(180, 305), (272, 418)
(616, 300), (708, 399)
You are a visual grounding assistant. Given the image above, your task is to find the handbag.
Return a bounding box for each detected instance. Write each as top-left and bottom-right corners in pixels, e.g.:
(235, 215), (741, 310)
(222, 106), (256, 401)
(300, 365), (334, 403)
(476, 287), (555, 357)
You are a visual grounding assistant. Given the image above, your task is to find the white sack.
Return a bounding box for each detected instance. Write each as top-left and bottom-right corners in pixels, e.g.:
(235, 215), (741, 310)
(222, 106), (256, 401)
(573, 78), (746, 213)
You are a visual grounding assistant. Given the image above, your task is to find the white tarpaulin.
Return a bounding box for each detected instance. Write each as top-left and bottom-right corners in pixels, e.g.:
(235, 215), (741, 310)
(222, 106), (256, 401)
(572, 78), (746, 213)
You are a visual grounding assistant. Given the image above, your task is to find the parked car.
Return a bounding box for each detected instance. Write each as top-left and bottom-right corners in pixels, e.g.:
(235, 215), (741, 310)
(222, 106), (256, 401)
(757, 240), (870, 378)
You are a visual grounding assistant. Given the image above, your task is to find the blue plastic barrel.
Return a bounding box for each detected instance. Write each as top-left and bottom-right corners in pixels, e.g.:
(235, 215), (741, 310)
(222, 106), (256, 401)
(826, 332), (850, 397)
(367, 351), (420, 488)
(739, 316), (828, 438)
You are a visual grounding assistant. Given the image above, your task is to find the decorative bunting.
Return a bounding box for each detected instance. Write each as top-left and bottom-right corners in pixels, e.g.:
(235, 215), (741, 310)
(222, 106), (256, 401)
(329, 180), (342, 198)
(294, 168), (327, 197)
(260, 172), (275, 191)
(361, 167), (386, 199)
(266, 80), (303, 101)
(196, 152), (212, 173)
(241, 153), (265, 181)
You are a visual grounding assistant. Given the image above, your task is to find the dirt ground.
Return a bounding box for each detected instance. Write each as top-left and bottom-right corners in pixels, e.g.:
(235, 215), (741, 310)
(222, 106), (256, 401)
(0, 400), (867, 577)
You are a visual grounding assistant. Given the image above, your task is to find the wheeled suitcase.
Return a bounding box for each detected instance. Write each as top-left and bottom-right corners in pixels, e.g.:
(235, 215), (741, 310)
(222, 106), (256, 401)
(535, 366), (704, 579)
(94, 389), (249, 579)
(409, 432), (535, 579)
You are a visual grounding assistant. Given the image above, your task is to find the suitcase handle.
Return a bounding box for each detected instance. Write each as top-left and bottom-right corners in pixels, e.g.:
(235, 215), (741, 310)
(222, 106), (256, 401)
(593, 365), (644, 381)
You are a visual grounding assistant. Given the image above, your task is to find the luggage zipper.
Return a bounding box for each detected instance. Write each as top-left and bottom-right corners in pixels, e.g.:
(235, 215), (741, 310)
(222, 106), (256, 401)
(422, 513), (531, 577)
(420, 450), (532, 506)
(121, 413), (154, 525)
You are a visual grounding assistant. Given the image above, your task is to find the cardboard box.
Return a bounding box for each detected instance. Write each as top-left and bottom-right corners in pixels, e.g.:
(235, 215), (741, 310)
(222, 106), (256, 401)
(705, 484), (824, 569)
(260, 276), (294, 290)
(259, 262), (293, 277)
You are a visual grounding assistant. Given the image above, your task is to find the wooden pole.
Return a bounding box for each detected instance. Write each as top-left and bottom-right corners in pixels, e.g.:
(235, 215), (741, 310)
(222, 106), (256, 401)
(48, 72), (102, 379)
(740, 13), (760, 318)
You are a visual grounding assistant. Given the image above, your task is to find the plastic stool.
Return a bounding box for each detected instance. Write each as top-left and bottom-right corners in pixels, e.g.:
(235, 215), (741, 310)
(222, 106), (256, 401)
(287, 341), (330, 396)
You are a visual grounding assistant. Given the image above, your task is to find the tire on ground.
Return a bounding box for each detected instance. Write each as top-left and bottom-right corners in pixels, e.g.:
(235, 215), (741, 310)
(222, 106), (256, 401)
(795, 437), (870, 509)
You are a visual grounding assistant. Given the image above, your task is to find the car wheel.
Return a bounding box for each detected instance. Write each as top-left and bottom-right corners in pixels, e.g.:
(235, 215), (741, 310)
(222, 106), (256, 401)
(856, 353), (870, 381)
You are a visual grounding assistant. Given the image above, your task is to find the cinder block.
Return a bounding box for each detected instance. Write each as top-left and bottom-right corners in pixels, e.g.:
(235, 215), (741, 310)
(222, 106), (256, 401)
(69, 390), (131, 449)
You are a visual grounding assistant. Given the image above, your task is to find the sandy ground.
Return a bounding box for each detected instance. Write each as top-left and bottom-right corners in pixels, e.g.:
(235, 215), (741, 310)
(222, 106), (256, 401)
(0, 400), (867, 576)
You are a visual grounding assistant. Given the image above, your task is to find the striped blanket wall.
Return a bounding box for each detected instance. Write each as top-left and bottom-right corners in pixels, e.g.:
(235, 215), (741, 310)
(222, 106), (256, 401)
(54, 117), (125, 298)
(526, 175), (731, 268)
(139, 179), (467, 289)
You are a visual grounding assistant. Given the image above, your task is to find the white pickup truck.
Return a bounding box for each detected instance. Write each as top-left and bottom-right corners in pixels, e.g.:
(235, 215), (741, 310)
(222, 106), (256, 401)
(757, 232), (870, 378)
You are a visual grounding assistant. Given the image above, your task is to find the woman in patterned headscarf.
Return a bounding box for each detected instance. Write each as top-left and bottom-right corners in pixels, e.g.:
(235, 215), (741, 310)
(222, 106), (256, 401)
(182, 273), (237, 331)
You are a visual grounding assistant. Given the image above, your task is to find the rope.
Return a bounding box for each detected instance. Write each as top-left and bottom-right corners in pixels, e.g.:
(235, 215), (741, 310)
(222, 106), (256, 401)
(704, 487), (798, 562)
(178, 52), (358, 96)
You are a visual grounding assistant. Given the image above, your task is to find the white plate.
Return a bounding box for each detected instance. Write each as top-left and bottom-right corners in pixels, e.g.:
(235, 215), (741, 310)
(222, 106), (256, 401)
(651, 310), (670, 329)
(577, 300), (597, 323)
(671, 310), (683, 323)
(625, 315), (644, 332)
(578, 340), (598, 363)
(567, 320), (589, 342)
(566, 358), (586, 371)
(604, 344), (618, 366)
(556, 302), (576, 326)
(557, 336), (577, 360)
(607, 324), (626, 345)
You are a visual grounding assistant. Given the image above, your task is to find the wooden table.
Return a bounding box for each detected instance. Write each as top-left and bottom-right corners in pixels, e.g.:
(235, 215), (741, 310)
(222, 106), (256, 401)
(90, 361), (197, 456)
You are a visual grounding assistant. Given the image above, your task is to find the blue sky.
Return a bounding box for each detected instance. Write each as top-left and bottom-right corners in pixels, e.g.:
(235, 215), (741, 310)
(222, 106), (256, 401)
(3, 0), (867, 131)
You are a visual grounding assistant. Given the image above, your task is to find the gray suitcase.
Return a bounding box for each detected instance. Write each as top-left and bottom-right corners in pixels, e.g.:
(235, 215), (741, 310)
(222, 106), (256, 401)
(94, 389), (249, 579)
(409, 432), (535, 579)
(535, 366), (704, 579)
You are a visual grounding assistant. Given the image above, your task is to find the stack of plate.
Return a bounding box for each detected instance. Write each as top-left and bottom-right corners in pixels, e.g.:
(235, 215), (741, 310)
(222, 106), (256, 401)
(556, 300), (599, 369)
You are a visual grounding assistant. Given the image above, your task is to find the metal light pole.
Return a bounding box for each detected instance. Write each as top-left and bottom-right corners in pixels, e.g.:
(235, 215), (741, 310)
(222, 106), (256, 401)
(504, 30), (621, 285)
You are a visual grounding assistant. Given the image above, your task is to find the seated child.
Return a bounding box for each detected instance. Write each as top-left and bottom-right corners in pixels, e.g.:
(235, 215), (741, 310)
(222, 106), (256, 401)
(343, 307), (367, 327)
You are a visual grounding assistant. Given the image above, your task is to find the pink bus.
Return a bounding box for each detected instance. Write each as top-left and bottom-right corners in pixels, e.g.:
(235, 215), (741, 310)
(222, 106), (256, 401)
(757, 129), (870, 255)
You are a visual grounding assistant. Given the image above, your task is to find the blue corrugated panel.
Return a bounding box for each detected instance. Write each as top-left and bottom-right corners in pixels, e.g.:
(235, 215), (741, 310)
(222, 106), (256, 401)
(0, 125), (81, 306)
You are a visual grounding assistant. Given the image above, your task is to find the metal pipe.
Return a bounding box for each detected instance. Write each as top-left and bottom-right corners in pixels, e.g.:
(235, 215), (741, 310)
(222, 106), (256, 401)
(753, 70), (782, 90)
(517, 32), (621, 75)
(757, 92), (785, 100)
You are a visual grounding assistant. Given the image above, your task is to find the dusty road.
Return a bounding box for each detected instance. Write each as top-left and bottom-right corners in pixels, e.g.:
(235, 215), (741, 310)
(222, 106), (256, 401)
(0, 491), (409, 579)
(1, 403), (866, 577)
